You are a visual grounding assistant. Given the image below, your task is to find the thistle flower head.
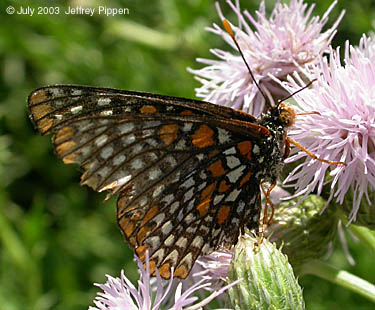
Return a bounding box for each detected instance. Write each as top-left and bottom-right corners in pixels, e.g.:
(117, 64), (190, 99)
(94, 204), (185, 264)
(267, 195), (338, 272)
(188, 250), (232, 290)
(283, 35), (375, 224)
(189, 0), (343, 116)
(89, 252), (238, 310)
(227, 234), (305, 310)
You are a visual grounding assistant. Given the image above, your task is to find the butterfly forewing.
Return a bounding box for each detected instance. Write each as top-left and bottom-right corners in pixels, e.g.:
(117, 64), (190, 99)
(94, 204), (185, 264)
(28, 85), (264, 279)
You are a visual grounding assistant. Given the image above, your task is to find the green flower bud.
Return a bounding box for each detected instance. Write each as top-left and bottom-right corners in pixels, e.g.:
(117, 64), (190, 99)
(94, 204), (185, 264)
(267, 195), (338, 272)
(227, 234), (305, 310)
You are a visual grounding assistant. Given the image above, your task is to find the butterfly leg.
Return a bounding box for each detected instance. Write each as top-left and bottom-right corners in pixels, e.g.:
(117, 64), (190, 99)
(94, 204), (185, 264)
(286, 137), (346, 166)
(256, 181), (276, 245)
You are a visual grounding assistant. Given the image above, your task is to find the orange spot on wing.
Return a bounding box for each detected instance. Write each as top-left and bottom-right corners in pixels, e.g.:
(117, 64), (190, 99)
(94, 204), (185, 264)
(29, 90), (47, 106)
(137, 225), (153, 243)
(197, 182), (217, 217)
(148, 260), (157, 275)
(218, 180), (231, 193)
(141, 206), (159, 225)
(196, 199), (210, 217)
(159, 263), (171, 279)
(38, 118), (53, 133)
(201, 182), (217, 201)
(32, 104), (52, 119)
(240, 171), (252, 187)
(180, 110), (193, 116)
(131, 211), (143, 221)
(208, 160), (226, 177)
(191, 125), (214, 148)
(174, 265), (189, 279)
(129, 237), (137, 247)
(119, 218), (135, 238)
(159, 124), (179, 146)
(63, 153), (79, 164)
(238, 141), (252, 160)
(140, 105), (157, 114)
(136, 245), (149, 261)
(56, 141), (76, 156)
(217, 205), (231, 225)
(54, 126), (75, 144)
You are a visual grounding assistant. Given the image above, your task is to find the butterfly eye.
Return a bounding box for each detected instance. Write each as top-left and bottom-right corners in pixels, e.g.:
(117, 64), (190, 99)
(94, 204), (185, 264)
(278, 103), (296, 127)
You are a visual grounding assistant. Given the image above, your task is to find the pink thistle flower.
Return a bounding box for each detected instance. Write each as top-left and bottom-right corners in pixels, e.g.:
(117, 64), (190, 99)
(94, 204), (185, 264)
(89, 251), (238, 310)
(188, 250), (233, 290)
(189, 0), (343, 116)
(282, 35), (375, 223)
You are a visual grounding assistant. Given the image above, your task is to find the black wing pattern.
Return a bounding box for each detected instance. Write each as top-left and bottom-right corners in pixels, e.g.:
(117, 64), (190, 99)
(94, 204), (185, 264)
(28, 85), (264, 279)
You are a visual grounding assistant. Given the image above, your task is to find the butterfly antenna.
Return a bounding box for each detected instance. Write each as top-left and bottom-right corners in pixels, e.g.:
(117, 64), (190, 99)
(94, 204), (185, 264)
(222, 19), (270, 107)
(277, 78), (317, 105)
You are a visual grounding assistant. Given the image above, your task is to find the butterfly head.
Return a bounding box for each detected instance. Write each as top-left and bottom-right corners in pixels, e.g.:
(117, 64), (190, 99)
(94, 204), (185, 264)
(275, 102), (296, 128)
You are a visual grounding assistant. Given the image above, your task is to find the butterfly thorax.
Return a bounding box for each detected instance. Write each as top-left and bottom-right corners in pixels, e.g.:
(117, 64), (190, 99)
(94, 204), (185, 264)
(254, 104), (294, 184)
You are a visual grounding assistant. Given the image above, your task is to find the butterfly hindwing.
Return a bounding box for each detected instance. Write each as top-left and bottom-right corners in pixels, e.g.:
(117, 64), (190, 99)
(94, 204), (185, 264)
(28, 85), (264, 278)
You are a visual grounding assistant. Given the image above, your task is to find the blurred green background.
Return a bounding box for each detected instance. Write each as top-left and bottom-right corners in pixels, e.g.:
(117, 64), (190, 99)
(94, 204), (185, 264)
(0, 0), (374, 309)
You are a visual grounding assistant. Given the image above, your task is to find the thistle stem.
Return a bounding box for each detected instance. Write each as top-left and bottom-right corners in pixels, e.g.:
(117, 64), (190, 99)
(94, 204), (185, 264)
(348, 224), (375, 256)
(300, 259), (375, 303)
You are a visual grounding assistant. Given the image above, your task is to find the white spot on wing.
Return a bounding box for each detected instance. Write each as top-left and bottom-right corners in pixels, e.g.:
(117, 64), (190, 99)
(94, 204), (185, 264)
(201, 243), (211, 255)
(181, 177), (194, 189)
(153, 184), (164, 198)
(71, 106), (83, 114)
(71, 89), (82, 96)
(161, 194), (173, 205)
(217, 128), (231, 143)
(224, 147), (236, 155)
(169, 202), (179, 214)
(100, 110), (113, 116)
(164, 234), (175, 246)
(183, 188), (194, 202)
(98, 98), (111, 106)
(225, 188), (241, 202)
(237, 201), (245, 213)
(150, 249), (164, 264)
(165, 155), (177, 167)
(163, 249), (179, 265)
(183, 123), (193, 132)
(227, 165), (246, 183)
(101, 146), (114, 159)
(98, 166), (110, 178)
(118, 123), (134, 134)
(131, 158), (143, 170)
(226, 156), (241, 169)
(162, 221), (173, 236)
(95, 135), (108, 147)
(152, 213), (165, 225)
(122, 134), (136, 144)
(175, 139), (186, 150)
(184, 213), (194, 225)
(176, 237), (188, 249)
(253, 144), (260, 154)
(113, 154), (126, 165)
(148, 236), (160, 249)
(196, 154), (204, 161)
(191, 235), (204, 249)
(179, 252), (193, 268)
(214, 194), (224, 205)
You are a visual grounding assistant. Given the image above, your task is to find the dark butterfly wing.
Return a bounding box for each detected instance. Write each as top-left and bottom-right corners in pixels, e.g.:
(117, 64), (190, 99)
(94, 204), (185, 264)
(28, 85), (265, 279)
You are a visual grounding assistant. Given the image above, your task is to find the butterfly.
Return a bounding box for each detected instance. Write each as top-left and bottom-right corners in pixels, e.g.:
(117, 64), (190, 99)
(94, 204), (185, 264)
(27, 83), (297, 279)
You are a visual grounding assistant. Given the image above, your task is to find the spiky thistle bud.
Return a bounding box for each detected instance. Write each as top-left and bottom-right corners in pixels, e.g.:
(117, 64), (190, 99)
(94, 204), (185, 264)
(227, 234), (305, 310)
(267, 195), (338, 273)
